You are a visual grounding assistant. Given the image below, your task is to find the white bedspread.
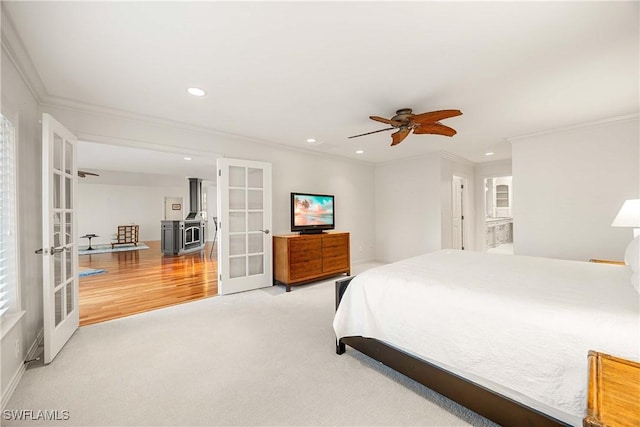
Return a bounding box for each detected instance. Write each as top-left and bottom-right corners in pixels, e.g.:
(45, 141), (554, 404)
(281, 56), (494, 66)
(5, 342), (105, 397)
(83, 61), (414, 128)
(333, 250), (640, 426)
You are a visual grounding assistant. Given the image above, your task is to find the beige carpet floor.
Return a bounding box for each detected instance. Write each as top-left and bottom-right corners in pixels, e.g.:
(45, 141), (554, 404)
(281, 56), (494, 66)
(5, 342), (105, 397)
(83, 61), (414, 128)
(5, 262), (496, 427)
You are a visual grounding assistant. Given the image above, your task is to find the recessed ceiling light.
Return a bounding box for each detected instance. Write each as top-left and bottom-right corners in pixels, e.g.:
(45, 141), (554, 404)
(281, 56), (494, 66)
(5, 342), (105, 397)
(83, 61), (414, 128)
(187, 87), (206, 97)
(184, 157), (192, 160)
(305, 138), (323, 146)
(355, 150), (364, 154)
(485, 152), (495, 156)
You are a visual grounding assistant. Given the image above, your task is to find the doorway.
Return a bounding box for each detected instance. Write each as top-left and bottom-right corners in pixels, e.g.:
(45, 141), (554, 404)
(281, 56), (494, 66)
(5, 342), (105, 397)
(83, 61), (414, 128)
(75, 141), (220, 325)
(452, 176), (465, 250)
(484, 176), (513, 254)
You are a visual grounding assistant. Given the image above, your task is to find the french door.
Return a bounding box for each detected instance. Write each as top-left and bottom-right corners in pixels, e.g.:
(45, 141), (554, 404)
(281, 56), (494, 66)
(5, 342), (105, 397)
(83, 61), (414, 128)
(41, 114), (79, 363)
(217, 158), (272, 295)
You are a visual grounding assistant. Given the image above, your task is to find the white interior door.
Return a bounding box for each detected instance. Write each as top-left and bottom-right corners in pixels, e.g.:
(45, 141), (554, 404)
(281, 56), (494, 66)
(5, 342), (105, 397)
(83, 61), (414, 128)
(41, 114), (79, 364)
(217, 158), (272, 295)
(452, 176), (464, 250)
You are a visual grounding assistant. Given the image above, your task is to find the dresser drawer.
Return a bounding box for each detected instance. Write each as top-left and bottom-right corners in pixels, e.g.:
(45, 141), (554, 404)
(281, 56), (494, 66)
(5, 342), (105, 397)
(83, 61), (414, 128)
(323, 234), (349, 249)
(323, 255), (349, 273)
(290, 260), (322, 280)
(289, 238), (321, 263)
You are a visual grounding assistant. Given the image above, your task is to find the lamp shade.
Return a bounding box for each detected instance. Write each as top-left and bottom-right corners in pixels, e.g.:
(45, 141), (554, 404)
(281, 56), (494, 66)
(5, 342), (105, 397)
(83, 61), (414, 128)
(612, 199), (640, 227)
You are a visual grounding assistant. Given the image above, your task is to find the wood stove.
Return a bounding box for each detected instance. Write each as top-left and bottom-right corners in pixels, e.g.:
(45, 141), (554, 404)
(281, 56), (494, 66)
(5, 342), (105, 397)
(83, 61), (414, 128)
(161, 178), (206, 255)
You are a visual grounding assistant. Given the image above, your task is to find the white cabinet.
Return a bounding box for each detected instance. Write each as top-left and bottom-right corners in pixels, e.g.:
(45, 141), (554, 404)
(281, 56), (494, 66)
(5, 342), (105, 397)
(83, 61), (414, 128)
(486, 218), (513, 248)
(492, 178), (512, 218)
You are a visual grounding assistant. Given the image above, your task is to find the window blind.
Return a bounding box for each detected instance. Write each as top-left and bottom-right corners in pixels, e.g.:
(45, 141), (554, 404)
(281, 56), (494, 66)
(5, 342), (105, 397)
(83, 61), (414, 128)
(0, 114), (17, 318)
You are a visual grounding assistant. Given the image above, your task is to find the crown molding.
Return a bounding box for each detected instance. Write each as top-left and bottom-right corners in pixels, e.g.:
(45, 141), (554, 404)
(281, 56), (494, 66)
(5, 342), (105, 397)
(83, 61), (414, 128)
(508, 113), (640, 143)
(1, 4), (47, 103)
(44, 98), (373, 167)
(440, 151), (474, 166)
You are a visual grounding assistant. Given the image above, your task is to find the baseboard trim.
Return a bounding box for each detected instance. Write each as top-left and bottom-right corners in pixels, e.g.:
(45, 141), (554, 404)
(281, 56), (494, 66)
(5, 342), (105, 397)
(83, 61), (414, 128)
(1, 328), (43, 411)
(26, 328), (44, 362)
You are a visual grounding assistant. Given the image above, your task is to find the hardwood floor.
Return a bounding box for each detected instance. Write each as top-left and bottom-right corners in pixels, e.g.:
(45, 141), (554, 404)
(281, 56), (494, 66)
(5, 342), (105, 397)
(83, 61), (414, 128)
(78, 241), (218, 326)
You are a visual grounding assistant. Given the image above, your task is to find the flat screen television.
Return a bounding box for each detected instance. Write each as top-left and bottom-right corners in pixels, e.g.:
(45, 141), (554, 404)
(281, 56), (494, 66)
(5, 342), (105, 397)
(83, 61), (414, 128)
(291, 192), (335, 234)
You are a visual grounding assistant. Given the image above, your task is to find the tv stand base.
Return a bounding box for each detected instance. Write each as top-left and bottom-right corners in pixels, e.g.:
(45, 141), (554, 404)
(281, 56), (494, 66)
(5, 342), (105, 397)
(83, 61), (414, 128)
(298, 229), (324, 235)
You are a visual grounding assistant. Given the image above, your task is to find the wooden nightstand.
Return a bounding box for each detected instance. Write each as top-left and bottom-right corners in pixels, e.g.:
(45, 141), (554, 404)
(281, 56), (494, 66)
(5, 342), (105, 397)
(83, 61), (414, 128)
(588, 259), (626, 266)
(584, 351), (640, 427)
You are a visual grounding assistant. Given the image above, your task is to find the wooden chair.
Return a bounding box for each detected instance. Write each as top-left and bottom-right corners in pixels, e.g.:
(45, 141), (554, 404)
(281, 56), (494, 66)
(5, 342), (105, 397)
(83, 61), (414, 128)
(111, 225), (139, 248)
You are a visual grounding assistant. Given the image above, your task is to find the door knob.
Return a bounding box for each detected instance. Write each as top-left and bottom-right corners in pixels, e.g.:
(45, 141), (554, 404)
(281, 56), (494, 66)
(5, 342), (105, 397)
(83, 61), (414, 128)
(259, 229), (270, 235)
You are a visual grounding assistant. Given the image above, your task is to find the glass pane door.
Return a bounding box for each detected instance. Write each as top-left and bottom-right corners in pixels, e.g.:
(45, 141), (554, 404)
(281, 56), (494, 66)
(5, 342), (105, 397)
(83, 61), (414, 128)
(42, 114), (79, 364)
(217, 159), (272, 295)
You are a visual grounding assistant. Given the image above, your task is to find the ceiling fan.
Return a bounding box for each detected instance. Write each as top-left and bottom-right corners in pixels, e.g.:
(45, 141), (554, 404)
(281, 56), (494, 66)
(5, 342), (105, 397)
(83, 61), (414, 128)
(78, 170), (99, 178)
(349, 108), (463, 146)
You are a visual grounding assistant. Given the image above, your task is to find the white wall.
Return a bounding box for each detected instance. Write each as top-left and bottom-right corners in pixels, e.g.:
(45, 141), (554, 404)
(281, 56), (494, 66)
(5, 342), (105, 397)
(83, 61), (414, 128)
(511, 117), (639, 261)
(1, 46), (42, 405)
(375, 153), (442, 263)
(375, 152), (477, 262)
(77, 183), (187, 245)
(42, 105), (377, 263)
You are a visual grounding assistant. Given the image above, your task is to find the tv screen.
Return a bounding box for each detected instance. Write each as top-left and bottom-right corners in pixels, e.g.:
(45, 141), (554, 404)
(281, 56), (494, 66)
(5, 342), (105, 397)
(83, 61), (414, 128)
(291, 193), (335, 234)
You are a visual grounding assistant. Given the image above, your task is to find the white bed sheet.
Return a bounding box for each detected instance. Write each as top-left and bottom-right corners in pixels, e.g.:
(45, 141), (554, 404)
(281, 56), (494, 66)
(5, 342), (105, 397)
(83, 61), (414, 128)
(333, 250), (640, 426)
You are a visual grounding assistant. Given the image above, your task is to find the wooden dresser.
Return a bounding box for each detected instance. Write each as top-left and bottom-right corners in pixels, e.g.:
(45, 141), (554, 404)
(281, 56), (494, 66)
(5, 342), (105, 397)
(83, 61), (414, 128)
(273, 232), (350, 292)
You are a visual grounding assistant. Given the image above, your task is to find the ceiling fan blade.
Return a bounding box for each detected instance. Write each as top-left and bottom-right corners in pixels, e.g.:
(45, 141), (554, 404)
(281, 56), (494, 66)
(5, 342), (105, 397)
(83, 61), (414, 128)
(370, 116), (404, 127)
(390, 129), (411, 146)
(411, 110), (463, 124)
(413, 122), (457, 137)
(348, 127), (395, 139)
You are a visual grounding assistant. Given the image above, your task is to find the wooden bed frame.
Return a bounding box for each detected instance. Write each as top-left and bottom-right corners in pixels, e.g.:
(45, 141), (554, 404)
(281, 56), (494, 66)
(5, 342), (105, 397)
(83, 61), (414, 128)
(334, 276), (570, 427)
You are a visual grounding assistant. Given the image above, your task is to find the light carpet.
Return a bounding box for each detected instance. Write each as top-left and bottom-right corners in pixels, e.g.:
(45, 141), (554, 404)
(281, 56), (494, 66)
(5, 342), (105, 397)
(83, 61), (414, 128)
(78, 243), (149, 256)
(6, 262), (496, 427)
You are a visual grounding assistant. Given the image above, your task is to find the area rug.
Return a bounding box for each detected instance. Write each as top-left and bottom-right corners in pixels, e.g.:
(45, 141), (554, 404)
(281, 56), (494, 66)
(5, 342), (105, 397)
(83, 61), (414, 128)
(79, 267), (107, 278)
(78, 243), (149, 256)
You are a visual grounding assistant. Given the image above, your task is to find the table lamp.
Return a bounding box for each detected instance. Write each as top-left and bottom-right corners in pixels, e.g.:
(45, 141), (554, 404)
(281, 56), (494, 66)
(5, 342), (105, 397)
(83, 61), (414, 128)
(612, 199), (640, 238)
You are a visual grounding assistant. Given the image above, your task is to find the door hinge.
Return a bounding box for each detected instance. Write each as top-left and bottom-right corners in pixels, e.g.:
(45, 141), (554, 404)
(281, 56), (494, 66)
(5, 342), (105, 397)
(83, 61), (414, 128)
(218, 170), (221, 177)
(461, 215), (464, 220)
(219, 274), (222, 282)
(461, 184), (464, 189)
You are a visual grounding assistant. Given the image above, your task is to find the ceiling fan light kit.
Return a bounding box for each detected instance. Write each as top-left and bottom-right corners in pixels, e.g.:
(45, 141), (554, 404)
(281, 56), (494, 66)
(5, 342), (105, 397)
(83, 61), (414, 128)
(349, 108), (463, 146)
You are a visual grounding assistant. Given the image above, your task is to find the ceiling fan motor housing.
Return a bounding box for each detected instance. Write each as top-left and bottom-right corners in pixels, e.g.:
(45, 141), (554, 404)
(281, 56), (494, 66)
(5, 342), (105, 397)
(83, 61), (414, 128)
(391, 108), (414, 125)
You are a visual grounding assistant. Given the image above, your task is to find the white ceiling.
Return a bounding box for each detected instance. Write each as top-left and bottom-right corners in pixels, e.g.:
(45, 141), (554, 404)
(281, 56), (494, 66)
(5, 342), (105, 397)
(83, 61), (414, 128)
(4, 1), (639, 166)
(76, 141), (219, 183)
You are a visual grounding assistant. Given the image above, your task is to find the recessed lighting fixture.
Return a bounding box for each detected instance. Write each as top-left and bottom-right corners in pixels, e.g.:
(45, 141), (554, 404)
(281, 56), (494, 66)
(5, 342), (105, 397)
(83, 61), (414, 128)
(184, 157), (192, 161)
(355, 150), (364, 154)
(485, 152), (495, 156)
(187, 87), (206, 97)
(305, 138), (323, 146)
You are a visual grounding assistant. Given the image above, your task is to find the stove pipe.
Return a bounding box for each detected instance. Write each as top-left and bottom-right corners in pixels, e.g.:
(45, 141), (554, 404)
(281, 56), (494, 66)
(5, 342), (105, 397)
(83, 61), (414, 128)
(185, 178), (203, 220)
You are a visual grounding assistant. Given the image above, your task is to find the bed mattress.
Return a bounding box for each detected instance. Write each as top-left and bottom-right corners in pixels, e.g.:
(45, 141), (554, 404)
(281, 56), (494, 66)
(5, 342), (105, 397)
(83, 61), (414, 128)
(333, 250), (640, 426)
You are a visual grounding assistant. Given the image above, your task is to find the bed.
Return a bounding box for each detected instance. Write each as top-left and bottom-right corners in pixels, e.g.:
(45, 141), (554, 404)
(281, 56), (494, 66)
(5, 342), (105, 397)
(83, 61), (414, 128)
(333, 249), (640, 427)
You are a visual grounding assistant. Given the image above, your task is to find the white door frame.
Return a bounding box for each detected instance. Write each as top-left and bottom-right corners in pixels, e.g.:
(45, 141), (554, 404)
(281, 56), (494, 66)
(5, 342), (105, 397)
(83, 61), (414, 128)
(452, 175), (465, 250)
